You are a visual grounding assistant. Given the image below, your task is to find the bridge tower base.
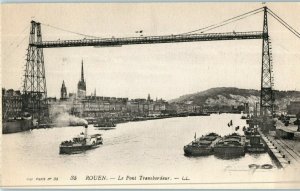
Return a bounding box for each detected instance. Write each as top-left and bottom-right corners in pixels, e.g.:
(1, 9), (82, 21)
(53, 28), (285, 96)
(260, 7), (274, 117)
(23, 21), (48, 124)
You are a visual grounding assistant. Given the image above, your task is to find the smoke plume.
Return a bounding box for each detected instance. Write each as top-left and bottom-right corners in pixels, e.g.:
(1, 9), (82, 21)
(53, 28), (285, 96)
(54, 113), (88, 127)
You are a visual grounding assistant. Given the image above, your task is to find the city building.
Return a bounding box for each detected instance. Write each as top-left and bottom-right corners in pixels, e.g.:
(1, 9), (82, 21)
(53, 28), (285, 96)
(2, 88), (23, 120)
(46, 60), (171, 119)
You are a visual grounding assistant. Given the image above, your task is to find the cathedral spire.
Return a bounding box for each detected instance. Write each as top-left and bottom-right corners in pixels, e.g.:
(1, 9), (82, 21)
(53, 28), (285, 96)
(81, 59), (84, 82)
(61, 80), (67, 100)
(77, 60), (86, 99)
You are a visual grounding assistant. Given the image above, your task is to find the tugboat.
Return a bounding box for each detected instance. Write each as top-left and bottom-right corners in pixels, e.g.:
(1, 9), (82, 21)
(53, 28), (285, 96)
(214, 133), (245, 159)
(244, 128), (266, 153)
(59, 124), (103, 154)
(184, 132), (221, 156)
(245, 134), (266, 153)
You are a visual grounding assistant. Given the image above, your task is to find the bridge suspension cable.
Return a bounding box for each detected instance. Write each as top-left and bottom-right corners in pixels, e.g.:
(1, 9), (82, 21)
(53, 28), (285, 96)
(180, 7), (264, 35)
(2, 24), (30, 61)
(21, 6), (300, 120)
(40, 23), (102, 39)
(5, 24), (30, 50)
(38, 7), (300, 41)
(3, 35), (28, 62)
(267, 8), (300, 39)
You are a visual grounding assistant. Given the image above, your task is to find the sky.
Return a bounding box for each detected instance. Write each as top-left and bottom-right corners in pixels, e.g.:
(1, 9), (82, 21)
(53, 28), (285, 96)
(1, 3), (300, 100)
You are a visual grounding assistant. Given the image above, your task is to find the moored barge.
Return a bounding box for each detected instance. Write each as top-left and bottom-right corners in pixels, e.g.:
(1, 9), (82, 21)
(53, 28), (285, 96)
(184, 133), (221, 156)
(214, 133), (245, 159)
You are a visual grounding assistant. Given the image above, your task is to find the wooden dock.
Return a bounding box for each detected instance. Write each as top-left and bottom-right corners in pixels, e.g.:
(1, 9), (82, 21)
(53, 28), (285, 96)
(258, 129), (290, 168)
(258, 120), (300, 168)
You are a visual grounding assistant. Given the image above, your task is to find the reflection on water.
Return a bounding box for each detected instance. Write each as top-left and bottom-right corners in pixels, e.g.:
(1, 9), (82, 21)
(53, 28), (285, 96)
(2, 114), (290, 186)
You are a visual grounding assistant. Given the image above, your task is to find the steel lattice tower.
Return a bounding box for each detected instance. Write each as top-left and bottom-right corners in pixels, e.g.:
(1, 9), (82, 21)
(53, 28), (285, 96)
(260, 7), (274, 117)
(23, 21), (48, 123)
(21, 8), (276, 119)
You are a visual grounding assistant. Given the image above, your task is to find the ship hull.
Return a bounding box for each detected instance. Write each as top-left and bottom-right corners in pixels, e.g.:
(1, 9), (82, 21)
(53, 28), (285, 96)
(245, 145), (266, 153)
(184, 146), (212, 156)
(214, 146), (245, 159)
(2, 119), (32, 134)
(183, 134), (221, 157)
(95, 127), (115, 130)
(94, 124), (115, 128)
(59, 143), (102, 154)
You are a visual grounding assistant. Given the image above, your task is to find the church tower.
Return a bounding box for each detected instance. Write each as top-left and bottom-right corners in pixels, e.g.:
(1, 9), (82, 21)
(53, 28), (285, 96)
(147, 93), (151, 102)
(60, 80), (67, 100)
(77, 60), (86, 99)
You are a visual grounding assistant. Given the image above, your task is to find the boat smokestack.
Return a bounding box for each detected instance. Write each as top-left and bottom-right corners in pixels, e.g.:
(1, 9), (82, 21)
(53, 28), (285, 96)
(84, 124), (88, 139)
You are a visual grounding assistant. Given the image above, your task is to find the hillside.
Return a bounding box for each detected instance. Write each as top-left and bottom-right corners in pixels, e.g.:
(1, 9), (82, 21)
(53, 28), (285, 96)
(169, 87), (300, 110)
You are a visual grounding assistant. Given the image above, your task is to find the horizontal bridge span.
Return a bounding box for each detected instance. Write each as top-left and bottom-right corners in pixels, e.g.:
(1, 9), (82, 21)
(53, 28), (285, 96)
(32, 31), (264, 48)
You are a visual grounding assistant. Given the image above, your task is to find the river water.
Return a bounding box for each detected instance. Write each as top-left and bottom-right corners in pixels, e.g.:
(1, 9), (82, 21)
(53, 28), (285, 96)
(2, 114), (298, 188)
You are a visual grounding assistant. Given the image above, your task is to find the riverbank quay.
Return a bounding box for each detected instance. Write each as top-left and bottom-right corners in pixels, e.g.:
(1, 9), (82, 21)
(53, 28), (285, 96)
(3, 112), (210, 134)
(89, 113), (210, 125)
(259, 120), (300, 168)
